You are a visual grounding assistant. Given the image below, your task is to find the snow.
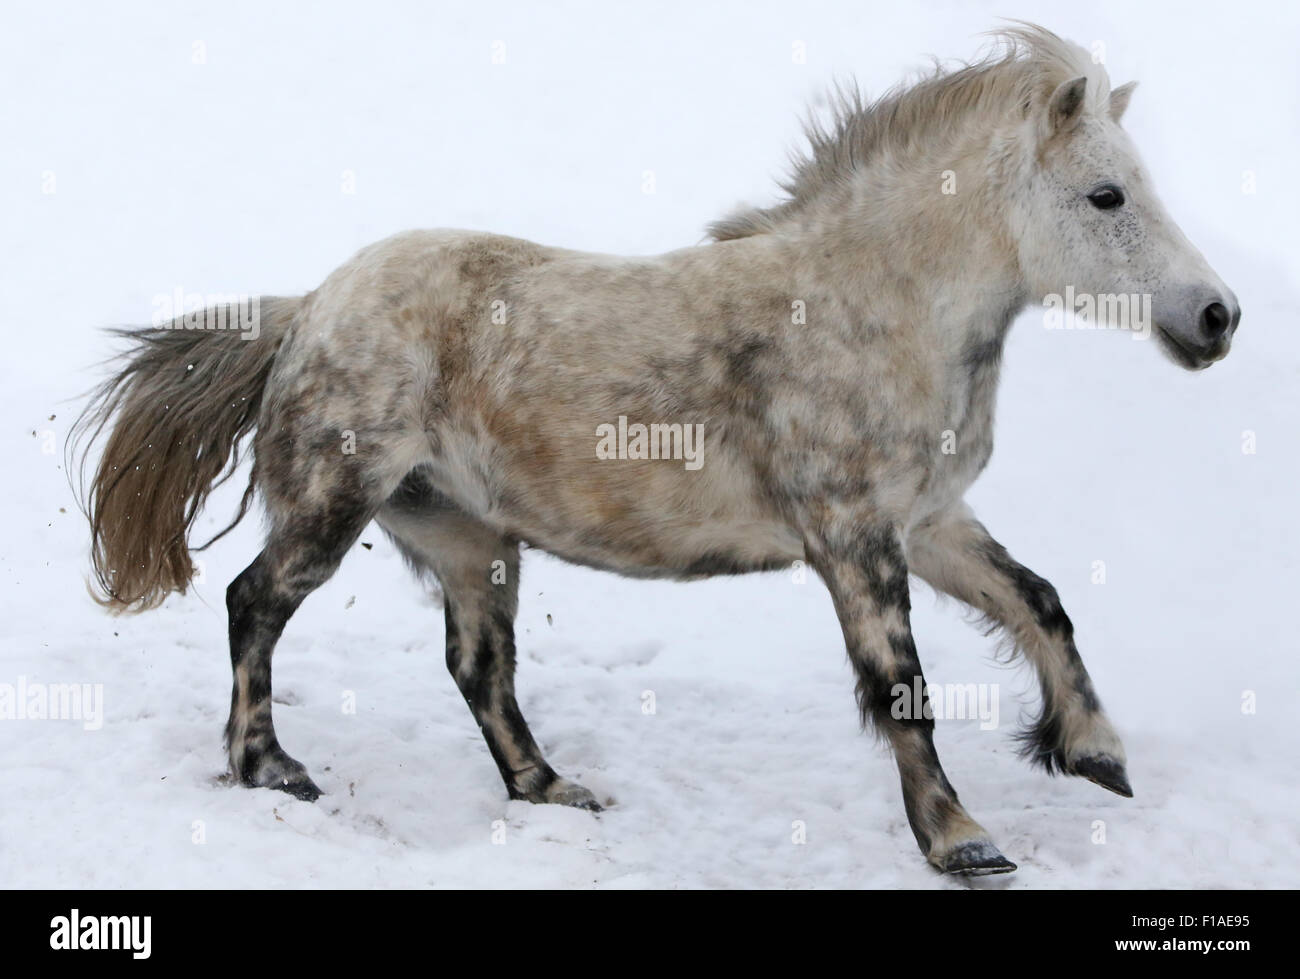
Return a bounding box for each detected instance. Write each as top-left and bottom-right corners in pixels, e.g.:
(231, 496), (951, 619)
(1, 0), (1297, 888)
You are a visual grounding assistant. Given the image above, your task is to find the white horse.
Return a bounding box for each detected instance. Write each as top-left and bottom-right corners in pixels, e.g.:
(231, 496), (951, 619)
(75, 25), (1238, 875)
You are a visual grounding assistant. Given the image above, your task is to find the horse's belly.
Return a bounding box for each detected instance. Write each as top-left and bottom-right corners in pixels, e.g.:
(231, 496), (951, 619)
(422, 427), (804, 578)
(529, 513), (806, 579)
(512, 463), (806, 578)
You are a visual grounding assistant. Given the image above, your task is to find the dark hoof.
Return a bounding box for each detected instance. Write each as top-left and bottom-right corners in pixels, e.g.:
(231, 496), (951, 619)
(241, 771), (322, 802)
(1069, 756), (1133, 798)
(276, 776), (323, 802)
(938, 841), (1018, 876)
(238, 748), (322, 801)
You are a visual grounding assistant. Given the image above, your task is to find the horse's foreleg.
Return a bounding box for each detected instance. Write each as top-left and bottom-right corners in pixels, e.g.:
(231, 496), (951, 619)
(907, 505), (1131, 796)
(806, 520), (1016, 875)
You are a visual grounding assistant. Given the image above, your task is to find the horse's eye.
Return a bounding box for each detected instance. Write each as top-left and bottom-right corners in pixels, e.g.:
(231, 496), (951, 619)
(1087, 184), (1125, 210)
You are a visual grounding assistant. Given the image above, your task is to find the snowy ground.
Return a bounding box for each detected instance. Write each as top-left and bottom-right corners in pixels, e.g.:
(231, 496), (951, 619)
(1, 0), (1297, 888)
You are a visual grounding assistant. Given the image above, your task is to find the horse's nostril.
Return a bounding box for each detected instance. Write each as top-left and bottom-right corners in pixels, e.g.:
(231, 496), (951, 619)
(1200, 301), (1230, 339)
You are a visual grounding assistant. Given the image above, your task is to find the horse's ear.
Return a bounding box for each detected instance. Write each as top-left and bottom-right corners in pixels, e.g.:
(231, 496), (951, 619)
(1109, 81), (1138, 122)
(1048, 75), (1088, 134)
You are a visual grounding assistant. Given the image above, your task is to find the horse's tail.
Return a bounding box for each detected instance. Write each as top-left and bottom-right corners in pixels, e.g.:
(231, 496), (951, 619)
(70, 296), (303, 613)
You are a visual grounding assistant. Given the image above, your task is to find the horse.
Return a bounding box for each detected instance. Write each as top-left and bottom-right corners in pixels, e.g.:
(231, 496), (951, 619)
(72, 24), (1239, 875)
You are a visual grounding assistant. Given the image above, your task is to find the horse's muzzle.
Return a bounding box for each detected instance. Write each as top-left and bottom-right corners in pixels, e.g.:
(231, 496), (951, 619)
(1158, 292), (1240, 370)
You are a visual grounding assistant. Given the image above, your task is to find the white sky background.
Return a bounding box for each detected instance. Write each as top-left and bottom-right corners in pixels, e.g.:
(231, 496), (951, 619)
(0, 0), (1297, 887)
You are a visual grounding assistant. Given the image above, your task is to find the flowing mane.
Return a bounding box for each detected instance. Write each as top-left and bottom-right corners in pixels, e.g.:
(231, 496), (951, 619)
(708, 24), (1112, 241)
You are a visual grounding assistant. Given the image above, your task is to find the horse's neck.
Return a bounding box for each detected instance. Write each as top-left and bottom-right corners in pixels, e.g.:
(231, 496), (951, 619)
(803, 188), (1025, 444)
(780, 137), (1028, 482)
(808, 183), (1026, 362)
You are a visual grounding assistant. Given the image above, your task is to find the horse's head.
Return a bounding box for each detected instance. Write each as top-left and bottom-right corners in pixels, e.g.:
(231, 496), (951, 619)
(1013, 70), (1239, 369)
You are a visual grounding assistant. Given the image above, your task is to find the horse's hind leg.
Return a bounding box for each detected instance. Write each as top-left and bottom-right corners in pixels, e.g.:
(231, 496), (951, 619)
(378, 496), (599, 810)
(225, 447), (410, 800)
(907, 504), (1130, 796)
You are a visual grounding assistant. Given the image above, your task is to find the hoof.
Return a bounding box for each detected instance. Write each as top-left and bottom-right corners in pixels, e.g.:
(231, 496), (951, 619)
(1069, 755), (1133, 798)
(239, 748), (322, 801)
(273, 775), (323, 802)
(934, 840), (1018, 876)
(545, 778), (603, 812)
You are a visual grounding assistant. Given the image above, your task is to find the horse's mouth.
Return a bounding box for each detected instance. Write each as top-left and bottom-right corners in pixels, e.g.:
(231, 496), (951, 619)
(1155, 326), (1226, 371)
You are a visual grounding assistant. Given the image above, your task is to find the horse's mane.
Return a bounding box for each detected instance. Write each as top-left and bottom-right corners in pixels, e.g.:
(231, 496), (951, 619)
(708, 24), (1110, 241)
